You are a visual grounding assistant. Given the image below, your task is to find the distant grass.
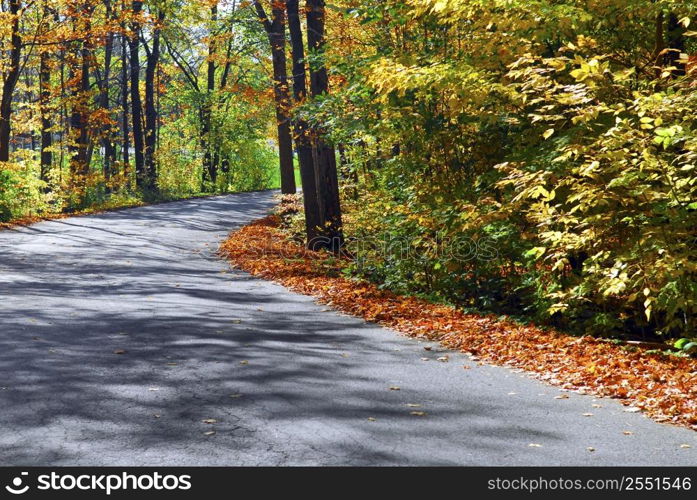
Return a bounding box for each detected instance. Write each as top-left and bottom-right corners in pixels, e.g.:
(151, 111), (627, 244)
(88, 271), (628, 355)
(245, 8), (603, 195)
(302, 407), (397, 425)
(267, 158), (302, 190)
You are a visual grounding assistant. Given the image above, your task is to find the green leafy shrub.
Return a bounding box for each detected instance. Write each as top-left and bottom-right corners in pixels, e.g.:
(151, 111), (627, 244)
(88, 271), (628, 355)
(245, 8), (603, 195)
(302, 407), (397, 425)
(0, 161), (48, 222)
(321, 0), (697, 338)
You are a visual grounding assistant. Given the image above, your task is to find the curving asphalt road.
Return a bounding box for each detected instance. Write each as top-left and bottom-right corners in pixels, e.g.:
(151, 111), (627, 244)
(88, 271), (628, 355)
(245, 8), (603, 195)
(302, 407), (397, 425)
(0, 191), (695, 466)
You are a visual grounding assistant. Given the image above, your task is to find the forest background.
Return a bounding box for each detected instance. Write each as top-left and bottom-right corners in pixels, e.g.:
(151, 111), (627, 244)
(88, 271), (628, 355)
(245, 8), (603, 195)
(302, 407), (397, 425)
(1, 0), (696, 344)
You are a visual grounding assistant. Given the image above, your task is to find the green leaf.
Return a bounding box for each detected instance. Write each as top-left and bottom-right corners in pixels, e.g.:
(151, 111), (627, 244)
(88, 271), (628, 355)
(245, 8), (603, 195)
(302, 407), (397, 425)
(674, 338), (691, 350)
(524, 247), (546, 260)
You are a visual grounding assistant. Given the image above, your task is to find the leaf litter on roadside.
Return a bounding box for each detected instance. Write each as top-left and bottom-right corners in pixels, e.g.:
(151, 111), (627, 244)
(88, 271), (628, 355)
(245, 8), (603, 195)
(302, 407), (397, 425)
(219, 215), (697, 431)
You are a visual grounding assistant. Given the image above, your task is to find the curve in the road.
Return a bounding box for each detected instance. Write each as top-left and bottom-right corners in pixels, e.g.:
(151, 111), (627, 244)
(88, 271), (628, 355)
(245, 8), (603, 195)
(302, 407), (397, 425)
(0, 191), (695, 465)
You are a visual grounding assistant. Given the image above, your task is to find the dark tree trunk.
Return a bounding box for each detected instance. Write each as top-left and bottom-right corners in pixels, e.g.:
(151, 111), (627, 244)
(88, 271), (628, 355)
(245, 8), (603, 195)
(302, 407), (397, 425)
(306, 0), (343, 250)
(120, 23), (130, 175)
(218, 43), (230, 177)
(100, 0), (116, 181)
(38, 1), (53, 185)
(202, 4), (217, 187)
(200, 107), (213, 186)
(666, 13), (686, 76)
(23, 72), (36, 153)
(81, 17), (93, 173)
(286, 0), (321, 244)
(68, 10), (93, 177)
(0, 0), (22, 162)
(654, 11), (665, 66)
(59, 49), (66, 175)
(129, 0), (146, 188)
(254, 0), (296, 195)
(144, 9), (164, 188)
(39, 47), (53, 185)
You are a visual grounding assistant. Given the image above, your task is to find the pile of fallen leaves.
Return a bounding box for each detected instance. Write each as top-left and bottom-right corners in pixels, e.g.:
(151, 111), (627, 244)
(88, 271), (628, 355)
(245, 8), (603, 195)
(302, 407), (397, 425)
(220, 215), (697, 430)
(0, 213), (66, 231)
(0, 193), (227, 232)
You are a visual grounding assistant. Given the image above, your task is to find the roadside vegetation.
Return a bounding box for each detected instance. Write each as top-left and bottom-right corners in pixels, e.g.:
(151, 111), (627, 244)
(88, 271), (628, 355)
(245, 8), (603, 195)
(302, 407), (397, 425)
(2, 1), (695, 346)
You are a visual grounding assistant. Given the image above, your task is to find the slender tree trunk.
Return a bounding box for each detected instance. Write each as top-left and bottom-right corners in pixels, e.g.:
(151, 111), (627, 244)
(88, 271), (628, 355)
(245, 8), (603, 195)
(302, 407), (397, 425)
(38, 1), (53, 186)
(269, 3), (296, 195)
(654, 11), (665, 66)
(24, 72), (36, 154)
(666, 12), (686, 76)
(286, 0), (321, 244)
(219, 38), (232, 178)
(0, 0), (22, 162)
(129, 0), (146, 188)
(78, 17), (92, 174)
(200, 107), (213, 187)
(59, 50), (66, 177)
(101, 0), (116, 181)
(144, 9), (164, 189)
(67, 61), (80, 174)
(39, 46), (53, 185)
(68, 9), (93, 177)
(254, 0), (296, 195)
(156, 53), (161, 153)
(306, 0), (343, 250)
(121, 24), (130, 175)
(202, 4), (217, 187)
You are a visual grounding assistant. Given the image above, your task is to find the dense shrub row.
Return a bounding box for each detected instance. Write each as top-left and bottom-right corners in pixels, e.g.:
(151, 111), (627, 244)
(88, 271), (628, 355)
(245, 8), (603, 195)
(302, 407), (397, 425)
(314, 0), (697, 339)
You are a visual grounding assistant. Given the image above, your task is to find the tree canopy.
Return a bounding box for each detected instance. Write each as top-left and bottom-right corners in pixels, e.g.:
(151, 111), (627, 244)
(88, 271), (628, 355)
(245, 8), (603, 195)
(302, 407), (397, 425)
(1, 0), (696, 340)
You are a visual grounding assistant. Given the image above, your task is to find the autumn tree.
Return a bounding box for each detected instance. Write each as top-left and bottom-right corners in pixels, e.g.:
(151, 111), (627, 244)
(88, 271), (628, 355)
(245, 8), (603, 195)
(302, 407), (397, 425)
(97, 0), (117, 181)
(305, 0), (342, 250)
(66, 0), (95, 177)
(129, 0), (147, 188)
(0, 0), (23, 162)
(286, 0), (320, 241)
(253, 0), (296, 195)
(143, 6), (165, 184)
